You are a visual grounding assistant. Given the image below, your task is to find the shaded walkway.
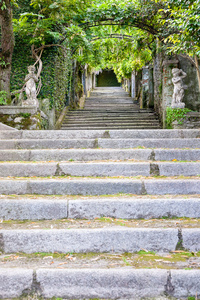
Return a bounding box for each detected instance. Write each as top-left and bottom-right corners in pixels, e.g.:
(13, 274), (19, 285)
(97, 70), (120, 87)
(62, 87), (161, 130)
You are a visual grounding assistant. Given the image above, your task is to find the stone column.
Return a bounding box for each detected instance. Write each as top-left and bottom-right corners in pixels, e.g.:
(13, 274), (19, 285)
(148, 66), (154, 108)
(141, 67), (149, 109)
(84, 65), (88, 96)
(131, 71), (136, 99)
(127, 79), (131, 95)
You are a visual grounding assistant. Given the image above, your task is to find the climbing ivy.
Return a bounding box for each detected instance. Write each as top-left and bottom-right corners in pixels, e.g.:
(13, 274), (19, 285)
(0, 91), (7, 105)
(166, 107), (192, 129)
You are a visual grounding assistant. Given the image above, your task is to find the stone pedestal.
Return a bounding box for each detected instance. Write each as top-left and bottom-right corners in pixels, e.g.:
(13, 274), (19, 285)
(171, 102), (185, 109)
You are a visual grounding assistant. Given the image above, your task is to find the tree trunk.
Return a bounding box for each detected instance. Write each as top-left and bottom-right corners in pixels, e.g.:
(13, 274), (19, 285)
(0, 0), (14, 102)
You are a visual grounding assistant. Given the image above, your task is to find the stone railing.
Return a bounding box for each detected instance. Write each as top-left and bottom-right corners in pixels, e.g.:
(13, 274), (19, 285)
(0, 105), (44, 130)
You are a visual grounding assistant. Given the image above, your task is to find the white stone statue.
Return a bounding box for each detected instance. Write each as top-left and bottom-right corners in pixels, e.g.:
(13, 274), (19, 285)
(171, 68), (187, 108)
(22, 65), (39, 108)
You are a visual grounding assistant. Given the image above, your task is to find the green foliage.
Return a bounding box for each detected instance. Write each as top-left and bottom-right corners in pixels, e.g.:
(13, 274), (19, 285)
(166, 107), (192, 128)
(19, 112), (31, 118)
(0, 91), (7, 105)
(9, 0), (200, 115)
(51, 47), (72, 112)
(159, 0), (200, 57)
(0, 57), (10, 68)
(0, 0), (7, 10)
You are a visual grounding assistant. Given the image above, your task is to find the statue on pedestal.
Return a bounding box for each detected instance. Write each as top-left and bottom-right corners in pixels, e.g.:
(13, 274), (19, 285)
(171, 68), (187, 108)
(22, 65), (39, 108)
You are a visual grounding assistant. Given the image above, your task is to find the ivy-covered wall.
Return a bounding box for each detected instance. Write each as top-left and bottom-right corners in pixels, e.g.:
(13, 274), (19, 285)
(11, 35), (75, 121)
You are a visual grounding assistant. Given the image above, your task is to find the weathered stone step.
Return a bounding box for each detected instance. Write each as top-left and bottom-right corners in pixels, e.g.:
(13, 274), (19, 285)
(0, 227), (199, 253)
(85, 99), (133, 102)
(63, 121), (160, 125)
(0, 148), (199, 161)
(61, 126), (161, 130)
(0, 162), (200, 177)
(66, 112), (157, 116)
(0, 139), (96, 149)
(69, 109), (154, 113)
(84, 105), (136, 108)
(1, 129), (199, 140)
(1, 250), (200, 270)
(69, 112), (155, 116)
(84, 102), (134, 106)
(0, 196), (199, 220)
(2, 217), (200, 229)
(84, 104), (135, 107)
(64, 118), (158, 123)
(66, 115), (158, 120)
(97, 138), (200, 148)
(1, 268), (199, 299)
(53, 128), (195, 139)
(1, 138), (200, 149)
(66, 113), (158, 121)
(0, 178), (199, 195)
(62, 125), (161, 129)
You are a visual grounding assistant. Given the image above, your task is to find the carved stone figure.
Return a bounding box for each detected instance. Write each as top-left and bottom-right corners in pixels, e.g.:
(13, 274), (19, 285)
(22, 65), (39, 108)
(171, 68), (187, 108)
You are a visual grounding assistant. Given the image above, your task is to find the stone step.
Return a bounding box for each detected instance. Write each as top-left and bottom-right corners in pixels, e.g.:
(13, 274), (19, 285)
(63, 121), (160, 125)
(2, 129), (199, 140)
(84, 105), (135, 108)
(62, 125), (161, 129)
(97, 138), (200, 148)
(65, 117), (158, 121)
(65, 118), (158, 123)
(68, 113), (155, 117)
(0, 162), (200, 177)
(0, 148), (199, 161)
(84, 102), (134, 105)
(0, 226), (199, 253)
(2, 217), (200, 229)
(69, 109), (154, 113)
(0, 178), (199, 195)
(84, 105), (136, 107)
(65, 115), (158, 119)
(69, 109), (156, 117)
(1, 138), (200, 149)
(1, 250), (200, 270)
(85, 99), (133, 103)
(61, 126), (161, 130)
(1, 268), (199, 299)
(0, 196), (199, 220)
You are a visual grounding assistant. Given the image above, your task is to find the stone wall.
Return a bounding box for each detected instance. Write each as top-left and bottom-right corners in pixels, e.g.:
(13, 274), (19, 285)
(178, 56), (200, 111)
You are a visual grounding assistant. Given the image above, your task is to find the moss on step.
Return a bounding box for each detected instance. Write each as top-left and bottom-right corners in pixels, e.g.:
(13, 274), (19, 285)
(1, 218), (200, 230)
(1, 251), (200, 271)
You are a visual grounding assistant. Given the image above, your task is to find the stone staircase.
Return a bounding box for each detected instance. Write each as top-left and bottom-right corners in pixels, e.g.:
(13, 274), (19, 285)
(0, 129), (200, 299)
(62, 87), (161, 130)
